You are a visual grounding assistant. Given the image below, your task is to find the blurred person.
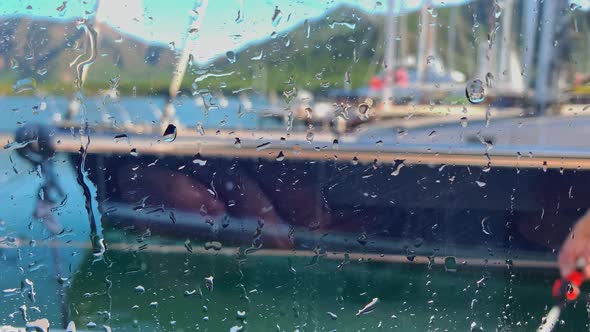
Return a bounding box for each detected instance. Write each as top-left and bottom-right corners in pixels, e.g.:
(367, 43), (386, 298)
(559, 210), (590, 278)
(116, 163), (334, 249)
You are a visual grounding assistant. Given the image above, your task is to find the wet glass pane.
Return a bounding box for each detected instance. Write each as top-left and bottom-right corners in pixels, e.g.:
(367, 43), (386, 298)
(1, 0), (590, 331)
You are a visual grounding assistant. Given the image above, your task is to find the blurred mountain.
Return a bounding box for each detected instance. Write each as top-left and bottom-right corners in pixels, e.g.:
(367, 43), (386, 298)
(0, 16), (176, 94)
(0, 3), (479, 96)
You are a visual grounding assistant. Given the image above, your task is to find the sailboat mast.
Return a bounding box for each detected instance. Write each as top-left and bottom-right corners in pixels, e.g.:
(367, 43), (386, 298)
(382, 0), (396, 110)
(161, 0), (209, 125)
(522, 0), (538, 91)
(416, 0), (430, 83)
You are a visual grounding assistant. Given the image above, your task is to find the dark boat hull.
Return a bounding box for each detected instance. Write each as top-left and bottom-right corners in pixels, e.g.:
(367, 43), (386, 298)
(81, 149), (582, 261)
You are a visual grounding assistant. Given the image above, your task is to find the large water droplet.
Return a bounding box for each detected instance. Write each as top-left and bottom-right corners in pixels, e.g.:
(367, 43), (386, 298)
(271, 6), (282, 27)
(26, 318), (50, 332)
(344, 70), (351, 85)
(444, 256), (457, 272)
(306, 127), (314, 144)
(114, 134), (128, 143)
(460, 116), (468, 128)
(358, 98), (373, 120)
(134, 285), (145, 294)
(485, 72), (494, 88)
(465, 79), (485, 104)
(192, 154), (207, 166)
(226, 51), (236, 64)
(204, 276), (214, 291)
(196, 121), (205, 136)
(13, 78), (37, 94)
(571, 3), (582, 11)
(163, 124), (177, 142)
(204, 241), (222, 251)
(493, 2), (502, 18)
(481, 217), (493, 235)
(356, 297), (379, 316)
(56, 1), (67, 13)
(329, 21), (356, 30)
(391, 160), (405, 176)
(275, 151), (285, 161)
(66, 321), (76, 332)
(427, 6), (438, 18)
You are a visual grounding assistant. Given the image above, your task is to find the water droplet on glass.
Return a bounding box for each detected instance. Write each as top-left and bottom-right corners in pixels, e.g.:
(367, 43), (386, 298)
(357, 232), (368, 246)
(276, 151), (285, 161)
(571, 3), (582, 11)
(352, 156), (359, 165)
(493, 2), (502, 18)
(184, 239), (193, 252)
(460, 116), (468, 128)
(485, 72), (494, 88)
(271, 6), (283, 27)
(221, 215), (230, 228)
(130, 148), (138, 157)
(204, 276), (214, 291)
(444, 256), (457, 272)
(466, 79), (485, 104)
(13, 78), (37, 94)
(192, 154), (207, 166)
(234, 137), (242, 148)
(256, 142), (271, 151)
(358, 98), (373, 120)
(356, 297), (379, 316)
(226, 51), (236, 64)
(481, 217), (493, 235)
(196, 121), (205, 136)
(427, 6), (438, 18)
(329, 21), (356, 30)
(475, 180), (486, 187)
(304, 19), (310, 38)
(332, 139), (339, 150)
(344, 70), (351, 85)
(114, 134), (128, 143)
(56, 1), (67, 13)
(163, 124), (177, 142)
(306, 127), (314, 143)
(327, 312), (338, 320)
(204, 241), (222, 251)
(134, 285), (145, 294)
(66, 321), (76, 332)
(26, 318), (50, 332)
(426, 55), (435, 64)
(353, 48), (359, 63)
(391, 160), (405, 176)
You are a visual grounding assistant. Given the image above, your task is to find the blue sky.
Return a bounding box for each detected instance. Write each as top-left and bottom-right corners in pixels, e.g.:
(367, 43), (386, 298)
(1, 0), (587, 63)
